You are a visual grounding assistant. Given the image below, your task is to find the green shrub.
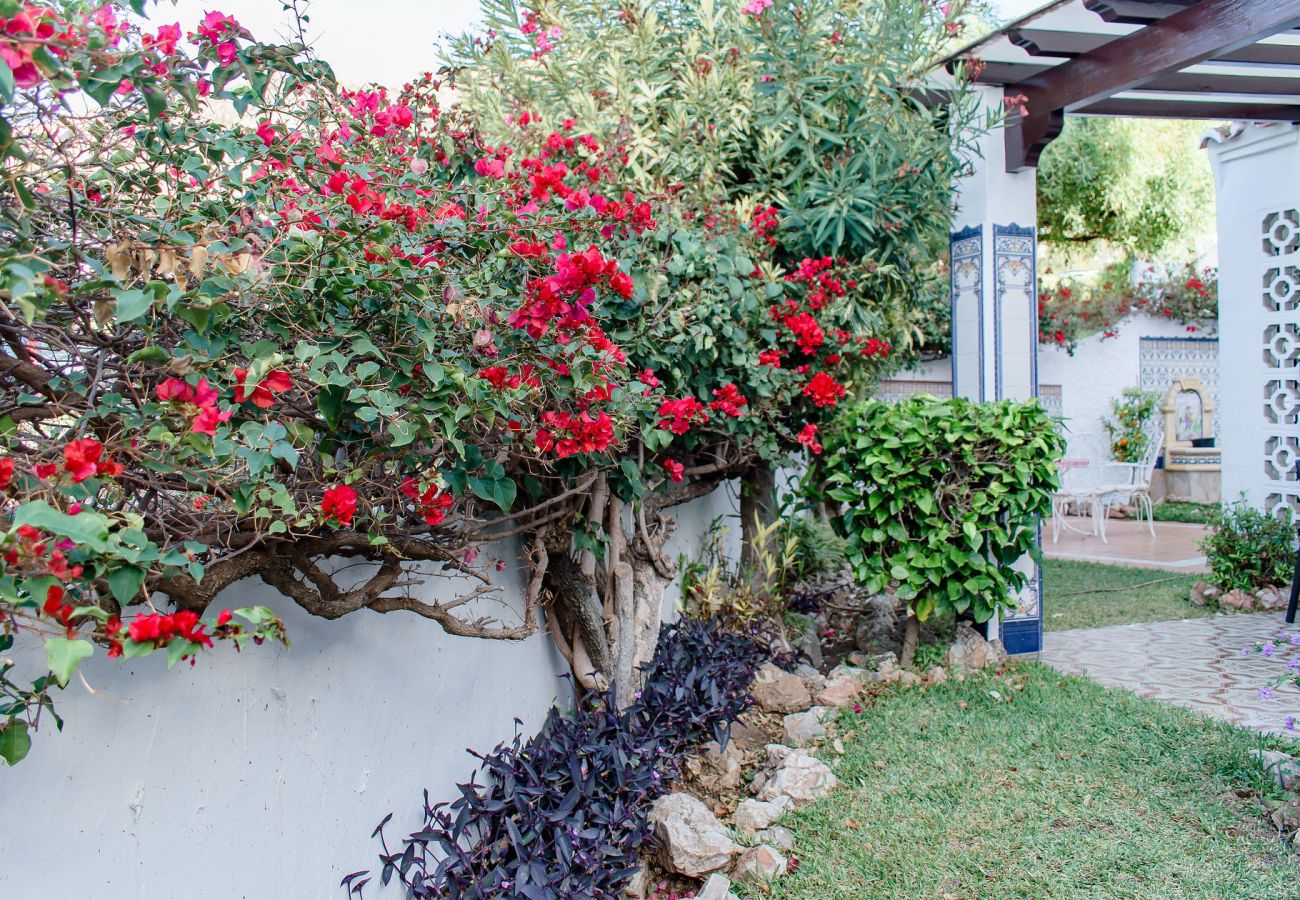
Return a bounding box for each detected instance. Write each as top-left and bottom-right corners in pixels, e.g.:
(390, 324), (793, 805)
(813, 397), (1062, 625)
(1202, 501), (1295, 593)
(1102, 387), (1161, 463)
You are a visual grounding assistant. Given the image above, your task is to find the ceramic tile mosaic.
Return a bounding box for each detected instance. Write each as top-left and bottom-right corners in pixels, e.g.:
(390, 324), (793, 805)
(1044, 611), (1300, 735)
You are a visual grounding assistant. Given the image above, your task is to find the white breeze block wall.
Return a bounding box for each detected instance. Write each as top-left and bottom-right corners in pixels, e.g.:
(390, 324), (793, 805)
(0, 484), (739, 900)
(1207, 124), (1300, 519)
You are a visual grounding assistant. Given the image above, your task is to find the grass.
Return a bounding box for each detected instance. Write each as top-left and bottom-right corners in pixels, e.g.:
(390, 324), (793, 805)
(1153, 500), (1220, 525)
(763, 664), (1297, 900)
(1042, 558), (1207, 632)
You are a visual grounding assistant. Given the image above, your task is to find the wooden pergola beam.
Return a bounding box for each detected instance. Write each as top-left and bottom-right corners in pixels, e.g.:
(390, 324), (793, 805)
(1005, 0), (1300, 170)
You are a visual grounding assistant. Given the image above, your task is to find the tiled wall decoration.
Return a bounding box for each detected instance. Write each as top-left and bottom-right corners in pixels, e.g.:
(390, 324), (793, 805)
(1139, 336), (1220, 434)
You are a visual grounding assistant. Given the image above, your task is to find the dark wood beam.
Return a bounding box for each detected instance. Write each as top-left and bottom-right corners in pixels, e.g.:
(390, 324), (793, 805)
(1084, 0), (1198, 25)
(1078, 96), (1300, 118)
(1005, 0), (1300, 170)
(1011, 26), (1300, 65)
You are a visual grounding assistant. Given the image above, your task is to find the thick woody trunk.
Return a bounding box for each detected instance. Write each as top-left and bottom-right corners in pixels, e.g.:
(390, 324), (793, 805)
(538, 482), (679, 703)
(740, 462), (778, 584)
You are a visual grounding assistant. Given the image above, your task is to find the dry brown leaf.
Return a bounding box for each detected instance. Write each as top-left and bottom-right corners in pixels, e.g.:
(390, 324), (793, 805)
(106, 241), (132, 281)
(188, 244), (209, 278)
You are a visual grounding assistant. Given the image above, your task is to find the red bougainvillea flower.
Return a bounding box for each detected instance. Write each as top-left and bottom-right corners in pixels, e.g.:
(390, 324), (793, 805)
(321, 484), (357, 526)
(127, 609), (213, 648)
(156, 377), (193, 402)
(400, 477), (454, 526)
(662, 459), (684, 483)
(535, 410), (616, 458)
(708, 384), (748, 418)
(802, 371), (846, 408)
(0, 458), (12, 490)
(255, 120), (276, 147)
(63, 438), (121, 482)
(43, 584), (76, 626)
(34, 463), (57, 480)
(796, 423), (823, 455)
(758, 349), (782, 368)
(233, 368), (292, 408)
(656, 397), (709, 435)
(63, 438), (103, 482)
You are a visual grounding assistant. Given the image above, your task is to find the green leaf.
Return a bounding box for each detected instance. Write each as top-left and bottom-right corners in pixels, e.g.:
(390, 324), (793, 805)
(0, 57), (14, 105)
(45, 638), (94, 688)
(0, 721), (31, 766)
(13, 502), (110, 552)
(113, 288), (153, 323)
(105, 566), (146, 604)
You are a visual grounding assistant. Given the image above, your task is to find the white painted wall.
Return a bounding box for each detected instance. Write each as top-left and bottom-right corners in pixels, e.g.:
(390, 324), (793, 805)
(1038, 312), (1194, 446)
(0, 485), (739, 899)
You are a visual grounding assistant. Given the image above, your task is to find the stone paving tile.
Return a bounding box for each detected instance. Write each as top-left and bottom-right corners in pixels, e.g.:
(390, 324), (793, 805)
(1045, 517), (1208, 572)
(1043, 611), (1300, 735)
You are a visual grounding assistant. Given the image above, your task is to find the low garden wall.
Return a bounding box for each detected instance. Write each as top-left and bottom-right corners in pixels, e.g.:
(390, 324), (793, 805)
(0, 485), (740, 899)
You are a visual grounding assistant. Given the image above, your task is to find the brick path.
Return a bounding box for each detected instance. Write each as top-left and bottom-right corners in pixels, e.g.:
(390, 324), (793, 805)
(1043, 611), (1300, 735)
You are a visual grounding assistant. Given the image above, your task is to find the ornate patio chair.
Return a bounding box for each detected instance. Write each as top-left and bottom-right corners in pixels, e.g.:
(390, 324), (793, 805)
(1051, 432), (1111, 544)
(1097, 423), (1165, 538)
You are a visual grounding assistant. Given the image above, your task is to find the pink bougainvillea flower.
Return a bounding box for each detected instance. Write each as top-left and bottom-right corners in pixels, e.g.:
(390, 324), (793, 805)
(233, 368), (292, 408)
(216, 39), (237, 65)
(321, 484), (357, 527)
(256, 120), (276, 147)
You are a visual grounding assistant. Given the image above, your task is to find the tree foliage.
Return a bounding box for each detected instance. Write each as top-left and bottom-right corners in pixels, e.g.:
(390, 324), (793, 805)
(446, 0), (985, 355)
(1036, 117), (1214, 257)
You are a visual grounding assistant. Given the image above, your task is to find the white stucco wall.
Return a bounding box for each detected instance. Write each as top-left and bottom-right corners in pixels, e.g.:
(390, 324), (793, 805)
(1037, 312), (1195, 446)
(0, 485), (739, 899)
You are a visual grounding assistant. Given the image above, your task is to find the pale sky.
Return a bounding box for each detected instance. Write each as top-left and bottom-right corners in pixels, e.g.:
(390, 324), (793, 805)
(144, 0), (1048, 89)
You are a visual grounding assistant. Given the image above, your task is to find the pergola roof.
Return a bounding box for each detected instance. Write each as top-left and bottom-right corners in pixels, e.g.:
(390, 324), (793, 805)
(940, 0), (1300, 169)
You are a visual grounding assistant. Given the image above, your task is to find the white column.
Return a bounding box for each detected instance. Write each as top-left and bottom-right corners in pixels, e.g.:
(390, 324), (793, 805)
(1207, 124), (1300, 522)
(949, 85), (1043, 655)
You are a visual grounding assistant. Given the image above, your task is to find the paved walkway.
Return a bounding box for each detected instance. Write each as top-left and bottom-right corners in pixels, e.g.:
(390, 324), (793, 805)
(1045, 516), (1208, 573)
(1044, 612), (1300, 734)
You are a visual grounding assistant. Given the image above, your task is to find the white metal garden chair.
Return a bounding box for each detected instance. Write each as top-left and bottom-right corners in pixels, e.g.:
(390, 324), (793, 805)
(1096, 423), (1164, 538)
(1051, 432), (1111, 544)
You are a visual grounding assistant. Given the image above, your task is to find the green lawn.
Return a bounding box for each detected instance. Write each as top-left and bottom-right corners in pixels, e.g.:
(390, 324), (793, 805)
(1042, 558), (1207, 632)
(763, 664), (1297, 900)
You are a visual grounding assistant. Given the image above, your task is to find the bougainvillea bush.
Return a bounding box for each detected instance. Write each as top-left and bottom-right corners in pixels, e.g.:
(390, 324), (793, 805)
(344, 618), (765, 898)
(0, 1), (912, 759)
(811, 397), (1061, 664)
(1038, 259), (1217, 353)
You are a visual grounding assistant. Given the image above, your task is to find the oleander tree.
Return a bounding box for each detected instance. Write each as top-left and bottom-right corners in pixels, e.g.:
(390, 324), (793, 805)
(0, 0), (909, 759)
